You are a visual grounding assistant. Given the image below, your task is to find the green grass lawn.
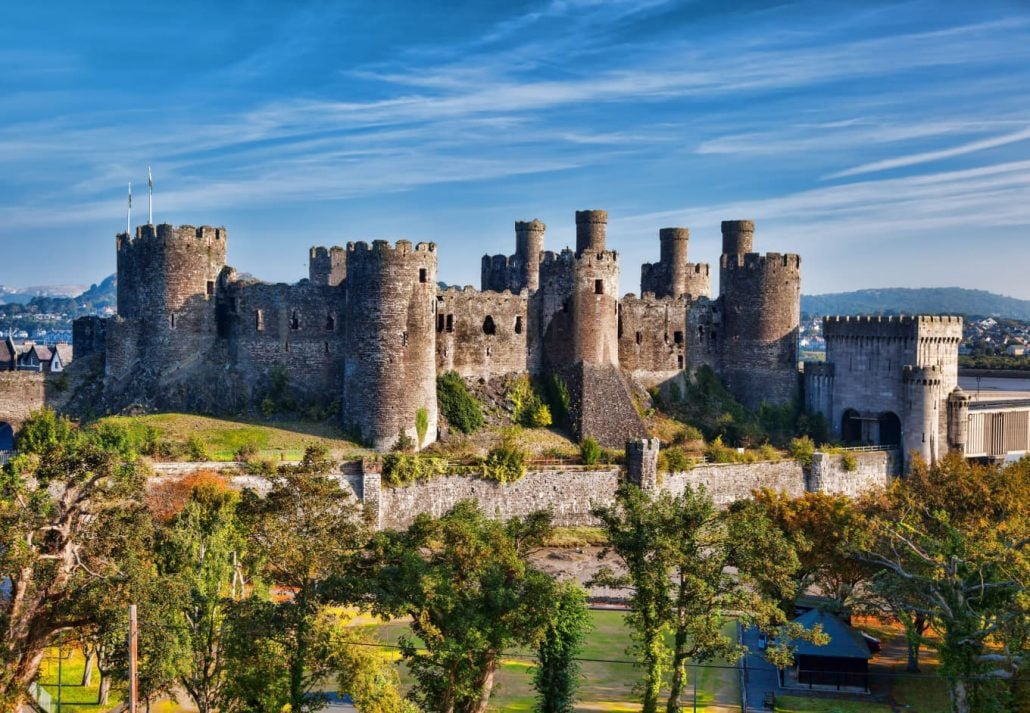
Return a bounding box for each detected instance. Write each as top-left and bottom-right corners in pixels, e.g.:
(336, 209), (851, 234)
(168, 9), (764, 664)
(36, 644), (124, 713)
(96, 412), (368, 462)
(373, 609), (740, 712)
(774, 695), (892, 713)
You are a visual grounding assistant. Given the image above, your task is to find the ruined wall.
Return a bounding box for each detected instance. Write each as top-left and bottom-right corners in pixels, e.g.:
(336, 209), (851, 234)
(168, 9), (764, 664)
(73, 316), (107, 359)
(686, 298), (719, 374)
(342, 240), (438, 450)
(309, 246), (347, 287)
(104, 318), (142, 382)
(480, 219), (546, 293)
(718, 252), (801, 409)
(618, 294), (688, 384)
(566, 362), (647, 447)
(0, 372), (47, 431)
(435, 287), (528, 379)
(535, 249), (576, 372)
(222, 273), (345, 405)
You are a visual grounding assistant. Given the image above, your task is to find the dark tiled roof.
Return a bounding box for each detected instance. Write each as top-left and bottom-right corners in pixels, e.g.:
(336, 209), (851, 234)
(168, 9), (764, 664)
(791, 609), (872, 660)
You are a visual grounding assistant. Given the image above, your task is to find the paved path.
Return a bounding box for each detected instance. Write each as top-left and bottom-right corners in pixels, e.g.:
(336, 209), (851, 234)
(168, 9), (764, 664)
(740, 625), (779, 711)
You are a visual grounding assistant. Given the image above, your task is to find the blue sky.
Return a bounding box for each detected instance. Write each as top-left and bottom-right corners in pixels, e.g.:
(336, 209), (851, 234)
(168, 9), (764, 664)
(2, 0), (1029, 297)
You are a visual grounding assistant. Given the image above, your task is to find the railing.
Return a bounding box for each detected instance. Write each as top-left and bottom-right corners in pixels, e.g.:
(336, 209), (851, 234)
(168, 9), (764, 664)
(0, 450), (16, 466)
(836, 444), (898, 453)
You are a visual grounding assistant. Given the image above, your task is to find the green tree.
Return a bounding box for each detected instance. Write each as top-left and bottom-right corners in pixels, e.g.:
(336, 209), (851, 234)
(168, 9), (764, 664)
(858, 455), (1029, 713)
(592, 484), (810, 713)
(0, 410), (151, 709)
(330, 622), (418, 713)
(533, 581), (590, 713)
(155, 477), (244, 713)
(579, 437), (601, 466)
(356, 501), (557, 713)
(227, 446), (369, 712)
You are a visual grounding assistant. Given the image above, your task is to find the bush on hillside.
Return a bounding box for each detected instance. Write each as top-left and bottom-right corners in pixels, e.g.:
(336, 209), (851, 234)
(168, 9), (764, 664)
(437, 371), (485, 434)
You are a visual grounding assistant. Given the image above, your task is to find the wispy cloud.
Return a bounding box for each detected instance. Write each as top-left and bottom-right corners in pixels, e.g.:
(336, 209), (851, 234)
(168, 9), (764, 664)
(826, 126), (1030, 178)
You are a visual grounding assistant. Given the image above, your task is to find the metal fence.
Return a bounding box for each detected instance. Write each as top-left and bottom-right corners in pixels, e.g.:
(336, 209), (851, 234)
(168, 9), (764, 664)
(0, 450), (15, 466)
(28, 682), (54, 713)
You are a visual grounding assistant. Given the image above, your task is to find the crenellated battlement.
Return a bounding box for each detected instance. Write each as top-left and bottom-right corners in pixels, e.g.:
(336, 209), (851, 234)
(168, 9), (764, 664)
(824, 314), (963, 342)
(346, 239), (436, 255)
(903, 364), (943, 385)
(719, 252), (801, 271)
(621, 292), (690, 306)
(118, 223), (227, 248)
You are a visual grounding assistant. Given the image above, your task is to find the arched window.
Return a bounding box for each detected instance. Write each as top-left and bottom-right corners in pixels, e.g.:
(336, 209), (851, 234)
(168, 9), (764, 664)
(325, 313), (335, 331)
(290, 310), (300, 330)
(483, 315), (496, 335)
(514, 316), (523, 334)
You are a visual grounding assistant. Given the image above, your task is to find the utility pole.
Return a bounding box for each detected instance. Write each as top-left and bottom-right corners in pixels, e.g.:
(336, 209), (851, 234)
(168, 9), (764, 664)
(692, 664), (697, 713)
(128, 604), (139, 713)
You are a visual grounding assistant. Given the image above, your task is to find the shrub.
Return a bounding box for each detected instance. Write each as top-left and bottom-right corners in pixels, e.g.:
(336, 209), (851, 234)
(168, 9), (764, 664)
(659, 446), (692, 472)
(234, 440), (260, 462)
(789, 436), (816, 467)
(393, 430), (415, 453)
(580, 437), (601, 465)
(436, 371), (484, 434)
(758, 443), (781, 462)
(245, 458), (277, 476)
(705, 436), (739, 464)
(543, 373), (571, 428)
(672, 425), (705, 446)
(528, 403), (553, 428)
(482, 430), (527, 483)
(415, 407), (429, 449)
(381, 453), (450, 487)
(841, 452), (858, 472)
(185, 434), (209, 461)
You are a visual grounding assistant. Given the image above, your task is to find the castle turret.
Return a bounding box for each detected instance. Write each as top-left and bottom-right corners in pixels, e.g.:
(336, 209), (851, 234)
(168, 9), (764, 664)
(626, 438), (660, 491)
(903, 365), (943, 466)
(575, 210), (607, 256)
(572, 249), (620, 366)
(514, 219), (545, 292)
(113, 223), (227, 370)
(640, 227), (711, 299)
(718, 224), (801, 410)
(309, 246), (347, 286)
(342, 240), (438, 451)
(947, 386), (971, 455)
(721, 220), (754, 256)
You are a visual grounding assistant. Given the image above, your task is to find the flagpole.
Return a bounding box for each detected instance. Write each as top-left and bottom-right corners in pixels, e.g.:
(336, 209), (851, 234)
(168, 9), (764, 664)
(147, 166), (153, 225)
(127, 182), (132, 235)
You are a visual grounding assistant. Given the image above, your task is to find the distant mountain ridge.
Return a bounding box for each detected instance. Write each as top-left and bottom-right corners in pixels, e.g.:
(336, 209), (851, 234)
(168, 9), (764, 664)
(802, 287), (1030, 320)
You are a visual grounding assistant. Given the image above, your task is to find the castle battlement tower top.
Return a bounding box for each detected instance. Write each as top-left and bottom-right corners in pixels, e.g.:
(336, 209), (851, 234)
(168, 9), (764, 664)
(575, 209), (608, 256)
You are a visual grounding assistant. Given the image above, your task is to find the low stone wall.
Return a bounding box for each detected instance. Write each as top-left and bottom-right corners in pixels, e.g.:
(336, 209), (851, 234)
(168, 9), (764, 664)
(140, 448), (896, 531)
(376, 468), (621, 530)
(807, 450), (897, 497)
(0, 371), (75, 434)
(662, 460), (806, 506)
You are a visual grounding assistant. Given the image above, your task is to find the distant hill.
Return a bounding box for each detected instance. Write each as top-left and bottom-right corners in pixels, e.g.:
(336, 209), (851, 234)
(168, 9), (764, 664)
(0, 282), (87, 304)
(802, 288), (1030, 320)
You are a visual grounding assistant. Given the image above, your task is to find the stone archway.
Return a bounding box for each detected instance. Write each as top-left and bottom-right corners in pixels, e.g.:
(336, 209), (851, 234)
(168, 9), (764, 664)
(841, 409), (862, 444)
(0, 421), (13, 451)
(878, 411), (901, 448)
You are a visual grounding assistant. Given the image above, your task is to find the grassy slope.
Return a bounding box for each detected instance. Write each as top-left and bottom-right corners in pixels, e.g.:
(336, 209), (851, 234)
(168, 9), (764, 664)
(774, 696), (892, 713)
(96, 412), (368, 461)
(37, 645), (124, 713)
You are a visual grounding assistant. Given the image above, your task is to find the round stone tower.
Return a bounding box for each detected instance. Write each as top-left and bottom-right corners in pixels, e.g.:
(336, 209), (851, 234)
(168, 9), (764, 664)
(660, 227), (690, 297)
(515, 219), (545, 292)
(718, 245), (801, 410)
(115, 223), (227, 366)
(903, 365), (944, 466)
(575, 210), (607, 256)
(572, 249), (620, 366)
(342, 239), (438, 451)
(946, 386), (971, 455)
(721, 220), (754, 256)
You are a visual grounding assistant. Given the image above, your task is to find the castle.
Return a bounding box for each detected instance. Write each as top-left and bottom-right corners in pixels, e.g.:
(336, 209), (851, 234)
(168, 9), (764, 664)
(69, 208), (982, 464)
(70, 210), (805, 450)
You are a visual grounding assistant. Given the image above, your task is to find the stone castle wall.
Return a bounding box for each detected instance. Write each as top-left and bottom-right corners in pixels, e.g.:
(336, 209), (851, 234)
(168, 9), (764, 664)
(0, 371), (71, 432)
(718, 252), (801, 409)
(618, 294), (689, 384)
(342, 240), (439, 450)
(435, 287), (528, 379)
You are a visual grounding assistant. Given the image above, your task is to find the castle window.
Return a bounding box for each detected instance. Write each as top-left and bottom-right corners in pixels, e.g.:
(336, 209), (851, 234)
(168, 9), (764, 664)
(290, 310), (300, 330)
(437, 314), (445, 332)
(674, 331), (683, 345)
(594, 279), (604, 294)
(486, 346), (492, 357)
(256, 310), (264, 331)
(325, 342), (330, 354)
(711, 330), (717, 341)
(446, 314), (454, 333)
(698, 325), (705, 339)
(677, 355), (684, 369)
(206, 280), (215, 297)
(169, 313), (176, 329)
(325, 313), (335, 331)
(419, 268), (428, 283)
(514, 316), (523, 334)
(401, 331), (408, 347)
(636, 331), (642, 345)
(483, 315), (496, 335)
